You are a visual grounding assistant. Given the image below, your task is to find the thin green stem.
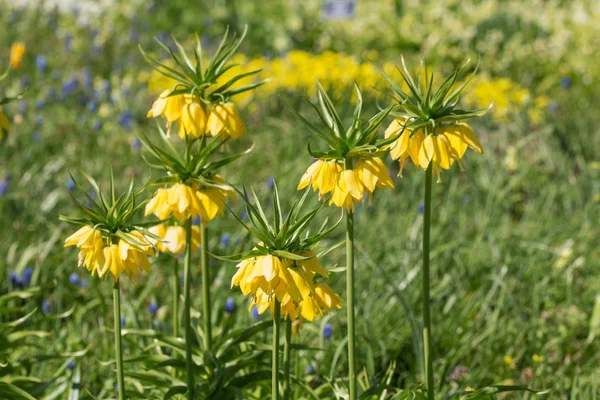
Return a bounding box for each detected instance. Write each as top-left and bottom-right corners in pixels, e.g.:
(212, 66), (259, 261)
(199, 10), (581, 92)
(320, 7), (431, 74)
(423, 164), (434, 400)
(201, 223), (212, 350)
(113, 280), (125, 400)
(283, 318), (292, 400)
(293, 344), (300, 400)
(183, 218), (194, 399)
(272, 300), (281, 400)
(344, 157), (357, 400)
(173, 257), (180, 338)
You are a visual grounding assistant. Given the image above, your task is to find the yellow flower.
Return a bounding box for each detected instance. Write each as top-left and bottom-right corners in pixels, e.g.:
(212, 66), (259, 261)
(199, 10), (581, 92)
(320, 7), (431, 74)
(206, 102), (245, 139)
(65, 227), (154, 281)
(178, 102), (208, 139)
(385, 118), (424, 176)
(532, 354), (544, 363)
(464, 387), (475, 393)
(147, 89), (186, 124)
(10, 42), (26, 69)
(330, 170), (364, 210)
(297, 160), (343, 198)
(0, 107), (10, 139)
(503, 355), (513, 365)
(314, 283), (343, 310)
(145, 178), (233, 223)
(149, 223), (201, 254)
(354, 158), (394, 199)
(65, 226), (106, 276)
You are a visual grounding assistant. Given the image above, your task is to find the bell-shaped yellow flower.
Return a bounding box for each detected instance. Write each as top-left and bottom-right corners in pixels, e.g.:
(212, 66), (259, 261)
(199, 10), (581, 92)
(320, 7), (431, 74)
(147, 89), (186, 124)
(385, 118), (424, 176)
(0, 108), (10, 139)
(354, 158), (394, 199)
(145, 178), (233, 224)
(149, 223), (201, 254)
(178, 103), (208, 140)
(10, 42), (26, 69)
(297, 160), (343, 198)
(65, 226), (106, 276)
(330, 170), (364, 210)
(206, 103), (245, 139)
(314, 283), (343, 310)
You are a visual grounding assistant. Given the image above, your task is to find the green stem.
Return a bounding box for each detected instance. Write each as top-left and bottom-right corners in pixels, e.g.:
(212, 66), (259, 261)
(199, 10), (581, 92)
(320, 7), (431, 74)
(423, 164), (435, 400)
(293, 344), (300, 400)
(183, 218), (195, 399)
(201, 223), (212, 350)
(283, 318), (292, 400)
(272, 300), (281, 400)
(344, 157), (357, 400)
(113, 280), (125, 400)
(173, 257), (180, 338)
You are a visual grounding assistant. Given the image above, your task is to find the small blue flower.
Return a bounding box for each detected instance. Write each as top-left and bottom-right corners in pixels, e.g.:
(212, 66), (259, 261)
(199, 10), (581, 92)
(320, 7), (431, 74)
(93, 119), (103, 131)
(20, 75), (30, 88)
(33, 131), (42, 141)
(10, 271), (18, 285)
(22, 267), (34, 284)
(36, 55), (47, 73)
(42, 300), (51, 314)
(305, 364), (315, 374)
(118, 111), (133, 130)
(235, 237), (242, 246)
(148, 302), (159, 315)
(79, 279), (88, 288)
(0, 180), (9, 197)
(224, 297), (235, 313)
(560, 76), (571, 89)
(267, 177), (275, 190)
(323, 323), (332, 339)
(61, 77), (79, 97)
(36, 100), (45, 110)
(87, 101), (98, 113)
(67, 178), (76, 192)
(66, 359), (75, 370)
(220, 233), (231, 247)
(69, 273), (80, 285)
(251, 305), (260, 319)
(120, 316), (126, 327)
(82, 67), (93, 89)
(131, 138), (142, 151)
(193, 215), (201, 225)
(35, 116), (44, 126)
(418, 201), (424, 214)
(240, 210), (248, 221)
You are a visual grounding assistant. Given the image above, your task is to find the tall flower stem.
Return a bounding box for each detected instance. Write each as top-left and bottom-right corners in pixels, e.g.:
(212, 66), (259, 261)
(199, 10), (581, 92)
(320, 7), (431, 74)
(201, 223), (212, 350)
(173, 257), (180, 338)
(293, 344), (300, 400)
(272, 300), (281, 400)
(422, 164), (434, 400)
(112, 280), (125, 400)
(344, 158), (357, 400)
(283, 318), (292, 400)
(183, 218), (195, 399)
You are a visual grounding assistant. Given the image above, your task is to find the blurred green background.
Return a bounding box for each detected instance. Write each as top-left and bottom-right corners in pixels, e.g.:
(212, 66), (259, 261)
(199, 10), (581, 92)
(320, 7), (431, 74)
(0, 0), (599, 398)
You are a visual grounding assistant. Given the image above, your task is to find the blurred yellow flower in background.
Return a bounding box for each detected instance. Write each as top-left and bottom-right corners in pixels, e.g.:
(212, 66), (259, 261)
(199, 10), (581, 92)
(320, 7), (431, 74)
(149, 223), (201, 255)
(0, 107), (10, 139)
(10, 42), (26, 69)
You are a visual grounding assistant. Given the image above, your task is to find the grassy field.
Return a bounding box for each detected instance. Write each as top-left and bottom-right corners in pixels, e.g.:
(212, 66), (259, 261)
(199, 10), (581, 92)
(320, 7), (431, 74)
(1, 1), (599, 399)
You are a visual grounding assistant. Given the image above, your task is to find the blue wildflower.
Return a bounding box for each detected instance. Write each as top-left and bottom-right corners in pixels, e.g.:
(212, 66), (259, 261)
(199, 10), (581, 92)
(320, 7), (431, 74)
(42, 300), (51, 314)
(66, 359), (75, 370)
(22, 267), (33, 284)
(224, 297), (235, 313)
(62, 77), (79, 97)
(251, 305), (260, 319)
(240, 210), (248, 221)
(20, 75), (30, 88)
(87, 101), (98, 113)
(93, 119), (103, 131)
(80, 279), (88, 288)
(36, 100), (45, 110)
(221, 233), (231, 247)
(0, 180), (8, 197)
(120, 316), (126, 327)
(193, 215), (201, 225)
(18, 99), (27, 114)
(418, 201), (424, 214)
(118, 111), (133, 130)
(148, 302), (159, 315)
(35, 116), (43, 126)
(36, 55), (47, 73)
(131, 138), (141, 150)
(67, 178), (76, 191)
(323, 323), (332, 339)
(82, 67), (93, 89)
(560, 76), (571, 89)
(306, 365), (315, 374)
(267, 177), (275, 190)
(69, 273), (80, 285)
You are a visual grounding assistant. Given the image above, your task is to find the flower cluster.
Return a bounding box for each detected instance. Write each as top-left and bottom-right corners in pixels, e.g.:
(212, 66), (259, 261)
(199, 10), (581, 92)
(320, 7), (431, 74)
(385, 119), (483, 180)
(298, 158), (393, 210)
(64, 226), (154, 281)
(290, 83), (396, 211)
(148, 223), (201, 255)
(145, 179), (234, 224)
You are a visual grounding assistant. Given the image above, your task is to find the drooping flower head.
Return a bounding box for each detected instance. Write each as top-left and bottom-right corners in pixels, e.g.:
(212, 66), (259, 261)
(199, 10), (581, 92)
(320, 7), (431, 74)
(148, 223), (201, 255)
(290, 83), (397, 211)
(218, 182), (342, 322)
(140, 127), (249, 224)
(61, 172), (158, 281)
(382, 58), (488, 181)
(141, 27), (266, 140)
